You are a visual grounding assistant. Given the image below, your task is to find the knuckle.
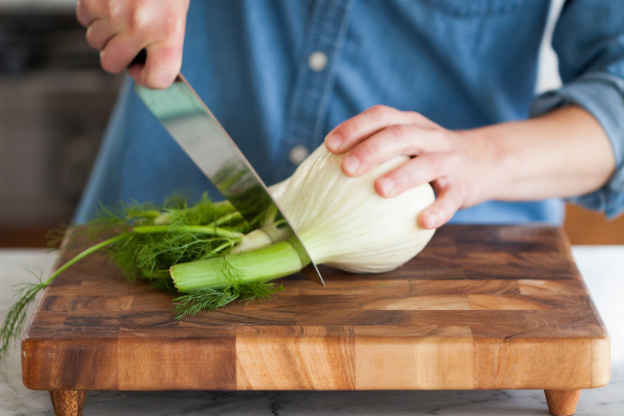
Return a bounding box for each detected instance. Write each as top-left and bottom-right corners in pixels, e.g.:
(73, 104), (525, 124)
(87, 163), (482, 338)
(86, 0), (101, 9)
(107, 0), (124, 20)
(394, 167), (413, 190)
(370, 104), (388, 113)
(128, 5), (149, 32)
(426, 153), (444, 175)
(77, 0), (91, 10)
(85, 26), (101, 49)
(409, 111), (438, 127)
(406, 110), (425, 122)
(75, 1), (86, 25)
(85, 35), (98, 50)
(161, 13), (183, 37)
(359, 139), (383, 161)
(368, 104), (392, 119)
(335, 122), (356, 143)
(99, 50), (121, 73)
(442, 151), (463, 174)
(432, 128), (451, 146)
(76, 0), (95, 26)
(331, 125), (347, 142)
(388, 124), (411, 140)
(99, 58), (114, 74)
(451, 152), (464, 168)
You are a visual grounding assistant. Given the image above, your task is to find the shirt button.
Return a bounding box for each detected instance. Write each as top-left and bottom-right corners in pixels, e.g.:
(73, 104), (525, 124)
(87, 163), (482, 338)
(289, 145), (309, 165)
(308, 51), (328, 72)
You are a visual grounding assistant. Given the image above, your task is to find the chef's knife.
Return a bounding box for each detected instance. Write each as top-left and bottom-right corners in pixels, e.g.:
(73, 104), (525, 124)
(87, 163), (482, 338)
(132, 67), (324, 286)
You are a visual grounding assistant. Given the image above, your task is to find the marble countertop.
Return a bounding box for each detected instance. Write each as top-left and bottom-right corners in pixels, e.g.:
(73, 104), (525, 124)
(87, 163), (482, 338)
(1, 246), (622, 416)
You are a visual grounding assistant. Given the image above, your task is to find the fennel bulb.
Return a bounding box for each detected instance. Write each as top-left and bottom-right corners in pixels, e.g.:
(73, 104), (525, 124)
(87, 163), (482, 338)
(172, 145), (436, 292)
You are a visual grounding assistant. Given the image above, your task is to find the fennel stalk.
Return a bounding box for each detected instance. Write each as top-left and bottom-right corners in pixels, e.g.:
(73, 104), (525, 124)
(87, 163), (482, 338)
(0, 194), (283, 358)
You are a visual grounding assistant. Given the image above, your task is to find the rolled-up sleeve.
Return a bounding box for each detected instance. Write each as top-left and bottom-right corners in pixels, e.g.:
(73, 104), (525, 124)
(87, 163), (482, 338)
(530, 0), (624, 218)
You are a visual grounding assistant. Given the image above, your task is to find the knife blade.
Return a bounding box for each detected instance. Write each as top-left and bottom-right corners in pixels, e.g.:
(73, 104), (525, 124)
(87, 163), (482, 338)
(134, 74), (324, 286)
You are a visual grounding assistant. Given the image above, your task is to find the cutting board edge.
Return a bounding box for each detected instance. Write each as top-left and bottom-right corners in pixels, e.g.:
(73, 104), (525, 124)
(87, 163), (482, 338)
(20, 333), (611, 391)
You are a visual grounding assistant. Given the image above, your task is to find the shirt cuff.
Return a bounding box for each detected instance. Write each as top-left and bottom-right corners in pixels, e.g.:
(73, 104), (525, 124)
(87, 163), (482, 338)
(530, 73), (624, 218)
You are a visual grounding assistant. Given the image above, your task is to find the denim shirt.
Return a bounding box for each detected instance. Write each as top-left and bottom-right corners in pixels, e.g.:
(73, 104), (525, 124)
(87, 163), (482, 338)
(74, 0), (624, 225)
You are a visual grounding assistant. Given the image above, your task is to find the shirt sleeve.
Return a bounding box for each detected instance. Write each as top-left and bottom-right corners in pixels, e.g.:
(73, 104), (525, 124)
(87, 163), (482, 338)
(529, 0), (624, 218)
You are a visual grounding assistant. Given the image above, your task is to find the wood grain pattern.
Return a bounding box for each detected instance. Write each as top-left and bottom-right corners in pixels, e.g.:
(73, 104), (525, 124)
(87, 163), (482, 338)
(21, 225), (610, 396)
(545, 389), (582, 416)
(48, 390), (85, 416)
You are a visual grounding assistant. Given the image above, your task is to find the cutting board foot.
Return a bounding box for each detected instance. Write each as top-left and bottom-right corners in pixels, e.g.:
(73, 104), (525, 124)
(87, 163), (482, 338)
(544, 389), (580, 416)
(49, 390), (86, 416)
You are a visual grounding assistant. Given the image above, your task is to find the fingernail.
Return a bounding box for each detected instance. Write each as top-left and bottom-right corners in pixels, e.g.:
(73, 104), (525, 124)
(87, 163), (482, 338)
(326, 133), (342, 151)
(343, 155), (359, 174)
(378, 177), (394, 195)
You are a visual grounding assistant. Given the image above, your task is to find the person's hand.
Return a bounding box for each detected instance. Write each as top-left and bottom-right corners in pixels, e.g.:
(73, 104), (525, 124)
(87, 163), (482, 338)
(76, 0), (190, 89)
(324, 105), (494, 230)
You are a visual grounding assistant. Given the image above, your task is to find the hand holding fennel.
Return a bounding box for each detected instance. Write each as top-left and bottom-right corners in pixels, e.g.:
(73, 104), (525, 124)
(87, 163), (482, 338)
(0, 145), (435, 357)
(324, 105), (615, 229)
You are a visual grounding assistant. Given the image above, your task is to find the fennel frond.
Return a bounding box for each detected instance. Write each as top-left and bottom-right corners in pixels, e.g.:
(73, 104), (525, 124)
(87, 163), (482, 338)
(0, 274), (46, 356)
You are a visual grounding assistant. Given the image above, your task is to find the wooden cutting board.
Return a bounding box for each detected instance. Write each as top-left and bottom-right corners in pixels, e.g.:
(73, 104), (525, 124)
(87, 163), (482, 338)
(21, 225), (610, 416)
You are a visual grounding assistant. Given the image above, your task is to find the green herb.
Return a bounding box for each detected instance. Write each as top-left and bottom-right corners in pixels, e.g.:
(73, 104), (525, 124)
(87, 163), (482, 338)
(0, 273), (46, 357)
(0, 193), (283, 358)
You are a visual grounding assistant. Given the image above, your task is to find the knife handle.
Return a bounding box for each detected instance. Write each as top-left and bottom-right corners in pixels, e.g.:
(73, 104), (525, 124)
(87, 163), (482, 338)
(128, 49), (147, 67)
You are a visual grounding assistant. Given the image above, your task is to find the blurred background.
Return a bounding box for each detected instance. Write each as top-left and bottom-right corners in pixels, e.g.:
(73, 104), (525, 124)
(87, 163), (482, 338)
(0, 0), (122, 247)
(0, 0), (622, 247)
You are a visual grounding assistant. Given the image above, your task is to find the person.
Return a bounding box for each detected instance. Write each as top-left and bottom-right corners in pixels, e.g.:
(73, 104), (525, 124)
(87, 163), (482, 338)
(73, 0), (624, 230)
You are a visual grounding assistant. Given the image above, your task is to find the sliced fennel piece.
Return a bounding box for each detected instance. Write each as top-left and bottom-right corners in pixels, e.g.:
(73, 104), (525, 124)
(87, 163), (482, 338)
(171, 145), (436, 291)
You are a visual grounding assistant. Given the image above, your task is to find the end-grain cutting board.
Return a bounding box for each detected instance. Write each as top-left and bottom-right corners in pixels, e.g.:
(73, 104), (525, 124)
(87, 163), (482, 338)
(21, 225), (610, 416)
